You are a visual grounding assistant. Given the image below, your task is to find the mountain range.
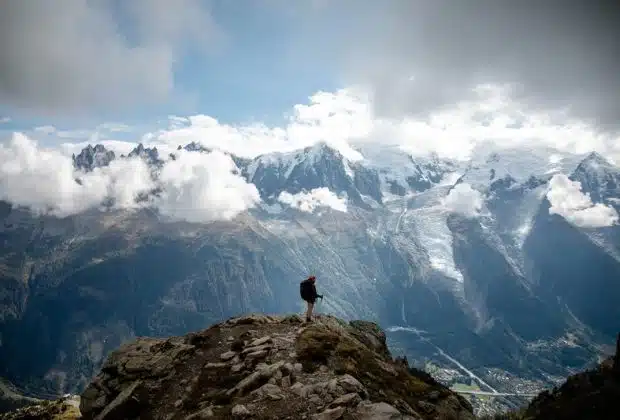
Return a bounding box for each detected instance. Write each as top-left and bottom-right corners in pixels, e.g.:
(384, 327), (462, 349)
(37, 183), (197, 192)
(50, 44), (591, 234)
(1, 138), (619, 414)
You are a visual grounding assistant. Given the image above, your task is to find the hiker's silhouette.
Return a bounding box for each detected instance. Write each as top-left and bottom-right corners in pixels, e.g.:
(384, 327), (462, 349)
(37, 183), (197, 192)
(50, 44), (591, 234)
(299, 275), (322, 322)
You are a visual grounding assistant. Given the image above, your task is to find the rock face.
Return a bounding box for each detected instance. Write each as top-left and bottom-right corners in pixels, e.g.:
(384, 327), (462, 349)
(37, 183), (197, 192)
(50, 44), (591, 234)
(70, 313), (474, 420)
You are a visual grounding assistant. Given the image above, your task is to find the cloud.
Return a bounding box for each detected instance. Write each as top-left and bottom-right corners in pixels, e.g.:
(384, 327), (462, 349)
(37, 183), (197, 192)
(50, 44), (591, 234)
(546, 174), (619, 228)
(155, 88), (371, 160)
(442, 183), (484, 218)
(96, 123), (133, 133)
(0, 0), (222, 116)
(0, 117), (10, 124)
(0, 133), (108, 216)
(97, 158), (156, 210)
(278, 188), (347, 213)
(4, 0), (619, 140)
(34, 125), (57, 134)
(147, 86), (619, 164)
(156, 150), (261, 223)
(280, 0), (620, 132)
(6, 81), (620, 168)
(0, 133), (259, 223)
(2, 82), (618, 223)
(2, 81), (618, 225)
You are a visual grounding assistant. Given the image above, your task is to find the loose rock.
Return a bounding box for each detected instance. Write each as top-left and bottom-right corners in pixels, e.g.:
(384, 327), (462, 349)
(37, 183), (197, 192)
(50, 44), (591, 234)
(329, 392), (361, 408)
(185, 406), (215, 419)
(310, 406), (346, 420)
(251, 383), (285, 401)
(220, 350), (237, 361)
(205, 362), (228, 369)
(249, 336), (273, 347)
(231, 404), (250, 418)
(355, 401), (406, 419)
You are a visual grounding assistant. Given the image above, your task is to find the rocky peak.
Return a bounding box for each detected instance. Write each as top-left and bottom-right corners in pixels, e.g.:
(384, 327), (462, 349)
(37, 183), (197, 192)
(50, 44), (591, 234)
(126, 143), (163, 167)
(581, 151), (612, 166)
(300, 142), (343, 163)
(178, 142), (211, 153)
(570, 151), (620, 203)
(246, 142), (366, 205)
(2, 314), (474, 419)
(72, 144), (116, 171)
(572, 151), (616, 180)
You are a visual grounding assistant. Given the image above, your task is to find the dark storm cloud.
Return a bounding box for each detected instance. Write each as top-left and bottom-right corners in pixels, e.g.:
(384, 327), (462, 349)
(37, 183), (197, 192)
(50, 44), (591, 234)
(308, 0), (620, 131)
(0, 0), (221, 116)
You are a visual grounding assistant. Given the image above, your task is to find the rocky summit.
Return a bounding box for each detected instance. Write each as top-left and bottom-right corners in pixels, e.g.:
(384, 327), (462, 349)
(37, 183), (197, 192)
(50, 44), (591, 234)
(1, 313), (475, 420)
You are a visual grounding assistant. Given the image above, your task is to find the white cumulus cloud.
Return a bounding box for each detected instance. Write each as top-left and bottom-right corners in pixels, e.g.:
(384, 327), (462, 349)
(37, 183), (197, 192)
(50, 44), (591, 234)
(155, 149), (260, 223)
(140, 85), (620, 165)
(96, 158), (156, 210)
(0, 133), (260, 223)
(3, 83), (620, 224)
(0, 133), (108, 216)
(546, 174), (619, 228)
(12, 83), (620, 170)
(278, 187), (347, 213)
(442, 183), (484, 218)
(154, 88), (371, 161)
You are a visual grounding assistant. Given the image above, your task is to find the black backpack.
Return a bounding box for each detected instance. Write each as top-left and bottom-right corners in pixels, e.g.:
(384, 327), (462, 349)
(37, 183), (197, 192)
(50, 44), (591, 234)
(300, 279), (313, 301)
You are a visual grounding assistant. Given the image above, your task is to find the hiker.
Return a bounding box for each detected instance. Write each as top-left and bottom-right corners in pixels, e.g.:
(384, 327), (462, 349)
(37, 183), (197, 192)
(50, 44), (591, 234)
(299, 275), (323, 322)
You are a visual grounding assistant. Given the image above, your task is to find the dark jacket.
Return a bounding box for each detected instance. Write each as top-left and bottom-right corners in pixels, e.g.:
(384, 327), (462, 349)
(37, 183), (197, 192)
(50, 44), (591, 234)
(300, 278), (320, 302)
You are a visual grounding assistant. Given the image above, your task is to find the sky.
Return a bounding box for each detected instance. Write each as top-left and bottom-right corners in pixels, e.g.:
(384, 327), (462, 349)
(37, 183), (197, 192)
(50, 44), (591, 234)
(1, 0), (619, 226)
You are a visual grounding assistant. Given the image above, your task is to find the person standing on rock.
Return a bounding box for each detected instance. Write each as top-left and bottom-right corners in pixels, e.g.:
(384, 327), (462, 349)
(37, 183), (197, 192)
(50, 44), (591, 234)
(300, 275), (323, 322)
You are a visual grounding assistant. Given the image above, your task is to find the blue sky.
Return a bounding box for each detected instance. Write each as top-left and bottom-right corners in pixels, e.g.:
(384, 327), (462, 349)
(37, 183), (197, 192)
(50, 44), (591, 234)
(0, 1), (345, 132)
(1, 0), (619, 148)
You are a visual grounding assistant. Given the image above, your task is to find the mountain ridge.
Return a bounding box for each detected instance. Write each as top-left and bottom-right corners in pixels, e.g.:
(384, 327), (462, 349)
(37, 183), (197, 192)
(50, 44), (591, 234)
(2, 316), (618, 420)
(1, 313), (477, 419)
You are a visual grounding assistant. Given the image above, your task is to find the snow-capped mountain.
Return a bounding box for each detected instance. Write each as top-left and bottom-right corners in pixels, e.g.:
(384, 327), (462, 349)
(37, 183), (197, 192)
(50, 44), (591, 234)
(69, 140), (457, 210)
(354, 145), (458, 197)
(456, 145), (587, 192)
(1, 140), (619, 401)
(570, 152), (620, 204)
(245, 142), (364, 203)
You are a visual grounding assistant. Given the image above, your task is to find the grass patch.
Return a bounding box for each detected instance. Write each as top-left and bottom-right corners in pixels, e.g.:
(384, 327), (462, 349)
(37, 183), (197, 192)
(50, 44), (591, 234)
(451, 382), (481, 392)
(0, 399), (81, 420)
(295, 325), (340, 372)
(295, 323), (434, 411)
